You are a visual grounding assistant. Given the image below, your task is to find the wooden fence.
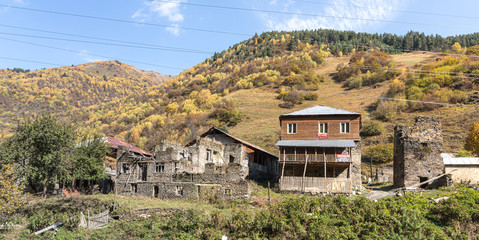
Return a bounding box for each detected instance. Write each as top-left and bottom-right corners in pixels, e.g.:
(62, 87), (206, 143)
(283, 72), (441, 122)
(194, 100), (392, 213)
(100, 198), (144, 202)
(280, 176), (351, 193)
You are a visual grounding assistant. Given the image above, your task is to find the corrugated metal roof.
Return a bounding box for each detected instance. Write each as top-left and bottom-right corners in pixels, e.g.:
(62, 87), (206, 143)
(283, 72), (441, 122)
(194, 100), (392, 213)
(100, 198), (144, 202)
(281, 105), (361, 117)
(441, 153), (479, 165)
(104, 137), (153, 156)
(276, 140), (356, 148)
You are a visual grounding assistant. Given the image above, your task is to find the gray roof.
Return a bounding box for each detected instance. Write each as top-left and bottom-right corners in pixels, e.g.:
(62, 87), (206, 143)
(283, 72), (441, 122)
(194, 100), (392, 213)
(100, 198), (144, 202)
(441, 153), (479, 165)
(276, 140), (356, 148)
(281, 105), (360, 117)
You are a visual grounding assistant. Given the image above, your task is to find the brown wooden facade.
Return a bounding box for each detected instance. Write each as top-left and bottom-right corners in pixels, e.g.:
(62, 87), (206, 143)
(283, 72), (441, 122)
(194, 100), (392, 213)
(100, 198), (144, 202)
(277, 106), (361, 194)
(279, 115), (361, 141)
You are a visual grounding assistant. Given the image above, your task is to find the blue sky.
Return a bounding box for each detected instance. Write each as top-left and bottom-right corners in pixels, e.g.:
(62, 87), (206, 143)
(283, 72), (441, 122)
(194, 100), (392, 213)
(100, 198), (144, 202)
(0, 0), (478, 76)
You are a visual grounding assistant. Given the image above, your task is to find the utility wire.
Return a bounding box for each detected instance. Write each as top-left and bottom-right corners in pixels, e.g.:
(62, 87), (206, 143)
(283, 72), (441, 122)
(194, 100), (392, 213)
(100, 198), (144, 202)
(0, 24), (213, 54)
(286, 0), (479, 20)
(3, 23), (478, 60)
(0, 31), (211, 54)
(0, 4), (252, 37)
(0, 36), (185, 70)
(153, 0), (479, 30)
(0, 56), (63, 66)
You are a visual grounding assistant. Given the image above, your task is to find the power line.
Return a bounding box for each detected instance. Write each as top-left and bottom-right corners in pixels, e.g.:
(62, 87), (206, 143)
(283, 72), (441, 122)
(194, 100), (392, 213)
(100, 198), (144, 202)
(286, 0), (479, 20)
(0, 4), (252, 37)
(0, 36), (185, 70)
(0, 56), (63, 67)
(153, 0), (479, 30)
(0, 31), (212, 54)
(0, 24), (213, 54)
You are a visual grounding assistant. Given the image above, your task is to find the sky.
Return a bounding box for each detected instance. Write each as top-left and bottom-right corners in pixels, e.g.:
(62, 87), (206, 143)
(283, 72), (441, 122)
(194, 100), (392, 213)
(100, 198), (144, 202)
(0, 0), (478, 76)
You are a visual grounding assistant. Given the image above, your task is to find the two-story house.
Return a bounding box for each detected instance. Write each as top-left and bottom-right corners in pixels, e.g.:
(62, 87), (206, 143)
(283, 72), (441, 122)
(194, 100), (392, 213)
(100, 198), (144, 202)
(276, 105), (362, 193)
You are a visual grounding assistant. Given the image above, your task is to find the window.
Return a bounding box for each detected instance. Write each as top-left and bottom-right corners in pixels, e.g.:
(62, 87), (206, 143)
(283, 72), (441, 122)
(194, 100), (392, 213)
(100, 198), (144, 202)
(122, 163), (130, 173)
(229, 155), (235, 163)
(340, 122), (350, 133)
(318, 123), (328, 133)
(155, 162), (165, 173)
(287, 123), (297, 134)
(206, 149), (212, 161)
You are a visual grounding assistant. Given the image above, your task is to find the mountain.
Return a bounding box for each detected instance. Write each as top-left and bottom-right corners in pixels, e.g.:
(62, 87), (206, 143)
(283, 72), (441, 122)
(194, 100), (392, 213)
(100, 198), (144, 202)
(1, 29), (479, 156)
(0, 60), (170, 137)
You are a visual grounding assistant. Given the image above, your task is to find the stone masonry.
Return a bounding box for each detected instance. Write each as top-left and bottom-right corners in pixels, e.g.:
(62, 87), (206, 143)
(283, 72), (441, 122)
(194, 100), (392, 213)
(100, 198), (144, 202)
(116, 127), (278, 199)
(393, 116), (444, 188)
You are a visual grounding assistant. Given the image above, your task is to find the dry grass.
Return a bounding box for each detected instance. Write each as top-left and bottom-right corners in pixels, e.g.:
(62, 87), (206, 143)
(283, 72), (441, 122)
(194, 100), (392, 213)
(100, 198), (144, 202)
(226, 52), (477, 156)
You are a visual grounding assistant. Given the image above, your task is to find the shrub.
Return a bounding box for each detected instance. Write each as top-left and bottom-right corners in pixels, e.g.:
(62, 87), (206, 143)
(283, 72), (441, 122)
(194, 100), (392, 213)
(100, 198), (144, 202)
(364, 143), (394, 163)
(302, 92), (318, 101)
(360, 121), (385, 136)
(211, 98), (243, 126)
(373, 100), (398, 121)
(346, 76), (363, 89)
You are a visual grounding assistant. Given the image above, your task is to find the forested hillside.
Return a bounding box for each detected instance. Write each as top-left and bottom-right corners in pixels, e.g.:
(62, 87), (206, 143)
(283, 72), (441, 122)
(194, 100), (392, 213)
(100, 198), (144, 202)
(1, 29), (479, 155)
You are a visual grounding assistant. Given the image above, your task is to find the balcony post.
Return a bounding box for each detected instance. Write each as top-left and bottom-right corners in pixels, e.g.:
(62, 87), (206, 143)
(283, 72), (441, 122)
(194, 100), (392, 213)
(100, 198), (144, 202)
(323, 148), (326, 179)
(280, 147), (286, 190)
(302, 148), (308, 192)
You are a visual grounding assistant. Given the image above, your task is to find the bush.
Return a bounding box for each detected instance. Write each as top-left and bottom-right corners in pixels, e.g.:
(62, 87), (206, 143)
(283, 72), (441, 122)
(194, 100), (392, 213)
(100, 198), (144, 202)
(302, 92), (318, 101)
(360, 121), (385, 136)
(364, 143), (394, 163)
(373, 100), (398, 121)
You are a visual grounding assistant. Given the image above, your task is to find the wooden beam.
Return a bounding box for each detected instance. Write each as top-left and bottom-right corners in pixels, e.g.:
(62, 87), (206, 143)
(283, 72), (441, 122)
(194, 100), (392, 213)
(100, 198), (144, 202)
(280, 147), (286, 190)
(323, 148), (326, 179)
(302, 148), (308, 192)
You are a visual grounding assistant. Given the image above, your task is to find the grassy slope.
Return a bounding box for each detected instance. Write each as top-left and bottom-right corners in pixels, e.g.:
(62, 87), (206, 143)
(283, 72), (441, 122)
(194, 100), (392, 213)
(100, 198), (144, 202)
(227, 52), (448, 154)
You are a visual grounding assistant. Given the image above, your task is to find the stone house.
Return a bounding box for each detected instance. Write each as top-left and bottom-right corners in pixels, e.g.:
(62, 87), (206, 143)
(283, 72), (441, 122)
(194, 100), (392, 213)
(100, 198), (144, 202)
(393, 117), (445, 188)
(441, 153), (479, 184)
(116, 127), (278, 199)
(276, 105), (362, 194)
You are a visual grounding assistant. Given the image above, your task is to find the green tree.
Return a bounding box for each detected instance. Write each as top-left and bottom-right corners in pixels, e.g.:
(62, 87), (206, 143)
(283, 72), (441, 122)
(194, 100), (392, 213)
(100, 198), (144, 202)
(72, 135), (108, 190)
(1, 115), (75, 196)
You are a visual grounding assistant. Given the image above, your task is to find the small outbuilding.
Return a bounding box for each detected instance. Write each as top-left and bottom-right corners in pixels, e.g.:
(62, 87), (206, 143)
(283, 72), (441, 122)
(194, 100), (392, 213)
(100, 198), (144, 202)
(441, 153), (479, 185)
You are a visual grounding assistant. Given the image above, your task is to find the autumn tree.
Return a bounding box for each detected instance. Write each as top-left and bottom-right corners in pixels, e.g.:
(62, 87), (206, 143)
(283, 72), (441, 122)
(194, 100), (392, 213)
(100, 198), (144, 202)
(465, 122), (479, 156)
(0, 164), (26, 223)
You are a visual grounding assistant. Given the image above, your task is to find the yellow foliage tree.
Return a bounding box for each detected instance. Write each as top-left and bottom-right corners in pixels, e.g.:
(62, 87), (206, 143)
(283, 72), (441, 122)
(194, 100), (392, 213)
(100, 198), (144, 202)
(0, 164), (26, 219)
(165, 102), (179, 115)
(465, 122), (479, 156)
(451, 42), (463, 53)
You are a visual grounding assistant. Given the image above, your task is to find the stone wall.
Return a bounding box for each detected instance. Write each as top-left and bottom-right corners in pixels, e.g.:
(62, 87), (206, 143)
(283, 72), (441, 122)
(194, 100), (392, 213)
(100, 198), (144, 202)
(351, 141), (362, 189)
(393, 117), (444, 188)
(445, 166), (479, 184)
(116, 132), (277, 199)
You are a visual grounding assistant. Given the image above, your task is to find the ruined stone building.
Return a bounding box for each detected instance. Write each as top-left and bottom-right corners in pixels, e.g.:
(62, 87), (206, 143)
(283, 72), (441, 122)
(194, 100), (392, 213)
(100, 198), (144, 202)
(116, 127), (278, 198)
(393, 117), (444, 188)
(276, 105), (362, 194)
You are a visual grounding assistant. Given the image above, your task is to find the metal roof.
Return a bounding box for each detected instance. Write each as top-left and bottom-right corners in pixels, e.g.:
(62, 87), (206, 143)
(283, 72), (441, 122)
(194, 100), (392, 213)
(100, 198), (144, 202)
(441, 153), (479, 165)
(276, 140), (356, 148)
(281, 105), (361, 117)
(104, 137), (153, 156)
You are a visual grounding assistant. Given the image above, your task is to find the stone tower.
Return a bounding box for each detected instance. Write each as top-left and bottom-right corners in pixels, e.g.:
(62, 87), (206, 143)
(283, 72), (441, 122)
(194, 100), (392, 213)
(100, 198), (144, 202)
(393, 116), (444, 188)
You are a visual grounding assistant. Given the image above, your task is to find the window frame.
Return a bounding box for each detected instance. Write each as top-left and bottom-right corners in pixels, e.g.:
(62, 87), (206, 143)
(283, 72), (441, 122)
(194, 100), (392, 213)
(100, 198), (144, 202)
(340, 122), (350, 133)
(318, 122), (328, 134)
(287, 123), (297, 134)
(155, 162), (165, 173)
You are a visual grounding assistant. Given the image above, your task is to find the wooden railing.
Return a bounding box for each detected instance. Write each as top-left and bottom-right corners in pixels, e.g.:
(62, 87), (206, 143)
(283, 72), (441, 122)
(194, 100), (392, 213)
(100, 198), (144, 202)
(283, 154), (344, 162)
(280, 176), (351, 193)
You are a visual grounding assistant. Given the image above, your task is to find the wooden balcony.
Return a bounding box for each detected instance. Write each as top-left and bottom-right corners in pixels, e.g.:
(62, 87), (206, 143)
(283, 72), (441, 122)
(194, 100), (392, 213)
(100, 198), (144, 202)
(280, 176), (351, 193)
(282, 154), (350, 162)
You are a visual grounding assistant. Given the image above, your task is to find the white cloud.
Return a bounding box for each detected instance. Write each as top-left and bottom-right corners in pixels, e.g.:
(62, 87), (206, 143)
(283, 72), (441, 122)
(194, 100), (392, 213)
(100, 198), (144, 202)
(78, 50), (106, 63)
(262, 0), (400, 31)
(166, 24), (180, 36)
(133, 0), (186, 35)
